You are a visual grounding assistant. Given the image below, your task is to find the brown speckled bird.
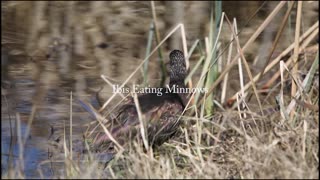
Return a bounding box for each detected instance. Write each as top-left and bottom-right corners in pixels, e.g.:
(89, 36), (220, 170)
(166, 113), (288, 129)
(94, 50), (188, 151)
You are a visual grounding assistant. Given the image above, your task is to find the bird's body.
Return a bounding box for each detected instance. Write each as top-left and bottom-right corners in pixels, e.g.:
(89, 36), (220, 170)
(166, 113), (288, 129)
(94, 50), (188, 151)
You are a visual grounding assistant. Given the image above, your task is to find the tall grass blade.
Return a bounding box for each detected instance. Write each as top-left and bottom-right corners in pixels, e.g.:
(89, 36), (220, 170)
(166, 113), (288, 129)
(143, 22), (155, 86)
(290, 1), (303, 118)
(204, 1), (222, 115)
(151, 1), (166, 86)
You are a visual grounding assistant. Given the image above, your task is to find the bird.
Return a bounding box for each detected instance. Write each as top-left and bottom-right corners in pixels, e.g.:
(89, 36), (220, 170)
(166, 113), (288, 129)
(92, 49), (189, 152)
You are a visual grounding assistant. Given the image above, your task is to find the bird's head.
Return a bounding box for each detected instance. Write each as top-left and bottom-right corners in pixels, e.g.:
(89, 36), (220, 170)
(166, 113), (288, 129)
(169, 50), (187, 86)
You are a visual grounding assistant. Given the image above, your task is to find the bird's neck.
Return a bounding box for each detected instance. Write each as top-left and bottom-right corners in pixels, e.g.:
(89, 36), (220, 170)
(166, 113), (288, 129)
(169, 80), (189, 107)
(169, 80), (186, 88)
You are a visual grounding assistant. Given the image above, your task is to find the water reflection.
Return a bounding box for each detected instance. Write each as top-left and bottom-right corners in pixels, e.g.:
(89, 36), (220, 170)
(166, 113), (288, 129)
(1, 104), (50, 177)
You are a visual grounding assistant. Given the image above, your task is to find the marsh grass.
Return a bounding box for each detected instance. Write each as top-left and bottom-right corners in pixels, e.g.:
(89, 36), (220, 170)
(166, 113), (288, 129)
(2, 1), (319, 179)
